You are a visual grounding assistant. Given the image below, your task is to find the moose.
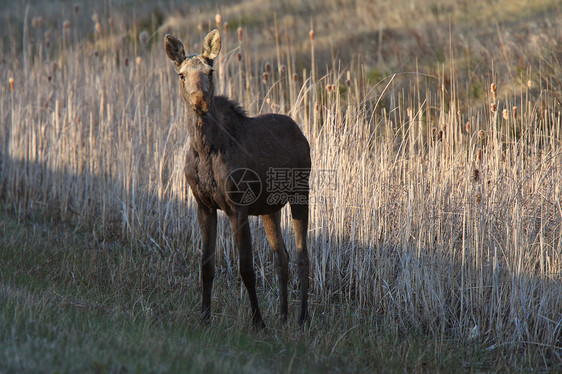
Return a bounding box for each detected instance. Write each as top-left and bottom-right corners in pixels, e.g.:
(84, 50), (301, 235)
(164, 29), (311, 327)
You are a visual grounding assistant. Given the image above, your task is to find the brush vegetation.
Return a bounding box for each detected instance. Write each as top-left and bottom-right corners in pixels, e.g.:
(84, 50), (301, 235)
(1, 0), (561, 372)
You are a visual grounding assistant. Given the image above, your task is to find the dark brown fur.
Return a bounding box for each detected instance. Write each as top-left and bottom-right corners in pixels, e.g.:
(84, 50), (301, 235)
(165, 30), (311, 327)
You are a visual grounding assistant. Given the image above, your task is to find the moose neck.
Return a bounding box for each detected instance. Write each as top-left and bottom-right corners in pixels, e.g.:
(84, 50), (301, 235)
(188, 97), (229, 155)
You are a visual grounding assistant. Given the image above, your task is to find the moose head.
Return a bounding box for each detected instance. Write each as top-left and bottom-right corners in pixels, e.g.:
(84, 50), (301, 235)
(164, 30), (221, 117)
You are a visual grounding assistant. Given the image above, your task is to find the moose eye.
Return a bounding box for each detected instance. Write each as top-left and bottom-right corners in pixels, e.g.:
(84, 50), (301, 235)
(178, 73), (185, 80)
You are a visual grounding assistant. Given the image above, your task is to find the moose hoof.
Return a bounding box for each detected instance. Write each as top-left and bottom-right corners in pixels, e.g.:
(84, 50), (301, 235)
(253, 317), (266, 330)
(201, 311), (212, 325)
(298, 311), (310, 327)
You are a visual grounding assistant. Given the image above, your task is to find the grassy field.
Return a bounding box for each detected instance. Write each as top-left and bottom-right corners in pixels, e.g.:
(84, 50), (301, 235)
(1, 211), (494, 372)
(1, 0), (561, 372)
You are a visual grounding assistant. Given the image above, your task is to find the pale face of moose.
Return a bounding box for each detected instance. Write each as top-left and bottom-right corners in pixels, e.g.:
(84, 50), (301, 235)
(164, 31), (221, 116)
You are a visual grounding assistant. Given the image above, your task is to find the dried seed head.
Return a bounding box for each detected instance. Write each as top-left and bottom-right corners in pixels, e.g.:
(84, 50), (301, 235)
(502, 108), (509, 120)
(431, 127), (436, 137)
(512, 106), (517, 119)
(490, 103), (497, 112)
(8, 77), (14, 91)
(95, 22), (102, 34)
(478, 148), (483, 160)
(215, 14), (222, 26)
(475, 192), (482, 203)
(265, 62), (271, 73)
(124, 57), (129, 67)
(527, 80), (532, 89)
(465, 122), (470, 132)
(279, 64), (285, 74)
(44, 30), (51, 47)
(407, 107), (412, 118)
(326, 85), (331, 93)
(473, 168), (480, 182)
(198, 23), (203, 32)
(237, 27), (243, 42)
(478, 130), (485, 139)
(314, 102), (319, 112)
(262, 72), (269, 84)
(224, 22), (229, 32)
(438, 130), (443, 142)
(136, 56), (142, 65)
(491, 82), (497, 101)
(309, 29), (314, 41)
(292, 73), (298, 82)
(442, 123), (447, 131)
(331, 84), (336, 92)
(32, 17), (43, 28)
(266, 97), (271, 105)
(139, 31), (149, 47)
(237, 52), (242, 62)
(63, 20), (71, 31)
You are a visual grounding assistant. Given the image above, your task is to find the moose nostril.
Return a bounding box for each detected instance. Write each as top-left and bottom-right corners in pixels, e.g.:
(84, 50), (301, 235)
(190, 91), (208, 114)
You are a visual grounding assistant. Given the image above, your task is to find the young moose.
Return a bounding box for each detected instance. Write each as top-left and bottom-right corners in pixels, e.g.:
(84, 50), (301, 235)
(164, 30), (311, 327)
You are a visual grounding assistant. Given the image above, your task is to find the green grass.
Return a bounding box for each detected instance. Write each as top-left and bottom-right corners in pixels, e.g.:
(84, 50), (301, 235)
(0, 210), (515, 373)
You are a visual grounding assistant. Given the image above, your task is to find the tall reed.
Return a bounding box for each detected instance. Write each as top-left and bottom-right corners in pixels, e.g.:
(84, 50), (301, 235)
(0, 2), (560, 363)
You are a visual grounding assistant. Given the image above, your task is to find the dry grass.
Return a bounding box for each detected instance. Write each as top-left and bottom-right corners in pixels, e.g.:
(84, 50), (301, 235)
(1, 0), (561, 370)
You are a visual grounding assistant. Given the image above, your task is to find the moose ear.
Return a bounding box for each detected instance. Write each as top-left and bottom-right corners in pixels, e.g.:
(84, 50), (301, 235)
(201, 29), (221, 60)
(164, 34), (186, 66)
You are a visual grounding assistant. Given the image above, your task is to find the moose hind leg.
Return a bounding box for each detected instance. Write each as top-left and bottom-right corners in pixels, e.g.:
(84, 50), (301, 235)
(290, 202), (310, 325)
(262, 210), (289, 323)
(198, 205), (217, 323)
(229, 210), (265, 328)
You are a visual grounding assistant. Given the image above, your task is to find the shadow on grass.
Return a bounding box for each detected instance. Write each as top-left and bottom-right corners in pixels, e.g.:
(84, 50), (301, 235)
(0, 148), (561, 373)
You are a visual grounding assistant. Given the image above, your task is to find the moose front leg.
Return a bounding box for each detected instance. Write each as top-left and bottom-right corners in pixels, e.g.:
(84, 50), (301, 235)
(198, 204), (217, 323)
(229, 210), (265, 328)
